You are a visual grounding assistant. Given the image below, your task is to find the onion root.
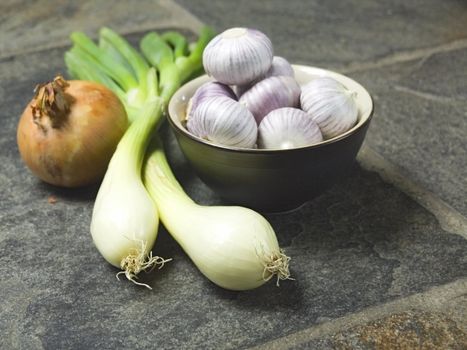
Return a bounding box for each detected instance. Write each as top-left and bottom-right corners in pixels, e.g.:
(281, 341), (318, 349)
(116, 241), (172, 289)
(260, 249), (293, 286)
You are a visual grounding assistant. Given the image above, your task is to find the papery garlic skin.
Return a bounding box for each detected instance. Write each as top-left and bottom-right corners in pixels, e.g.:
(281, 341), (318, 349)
(187, 96), (257, 148)
(203, 27), (274, 85)
(239, 76), (301, 124)
(300, 77), (358, 139)
(187, 81), (236, 119)
(234, 56), (294, 98)
(258, 107), (323, 149)
(266, 56), (294, 78)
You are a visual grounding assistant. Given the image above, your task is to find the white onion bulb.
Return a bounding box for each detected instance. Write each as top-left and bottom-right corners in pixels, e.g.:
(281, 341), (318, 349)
(203, 27), (274, 85)
(300, 77), (358, 139)
(258, 107), (323, 149)
(187, 96), (257, 148)
(143, 146), (293, 291)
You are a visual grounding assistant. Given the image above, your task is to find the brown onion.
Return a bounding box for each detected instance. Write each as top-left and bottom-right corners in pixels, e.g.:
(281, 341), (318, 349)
(17, 76), (128, 187)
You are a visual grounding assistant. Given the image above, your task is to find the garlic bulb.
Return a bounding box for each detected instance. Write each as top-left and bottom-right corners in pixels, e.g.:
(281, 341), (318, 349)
(265, 56), (294, 78)
(186, 81), (236, 119)
(300, 77), (358, 139)
(202, 27), (274, 85)
(187, 96), (257, 148)
(258, 107), (323, 149)
(234, 56), (295, 98)
(239, 75), (301, 124)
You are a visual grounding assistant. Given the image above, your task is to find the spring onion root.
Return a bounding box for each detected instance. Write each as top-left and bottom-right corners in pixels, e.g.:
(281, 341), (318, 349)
(260, 249), (293, 286)
(116, 241), (172, 289)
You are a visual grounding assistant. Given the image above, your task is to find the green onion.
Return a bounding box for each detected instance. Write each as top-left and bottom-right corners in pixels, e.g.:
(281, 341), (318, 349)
(143, 138), (292, 291)
(177, 26), (216, 82)
(140, 32), (174, 70)
(64, 26), (214, 288)
(91, 92), (167, 289)
(68, 29), (153, 121)
(70, 32), (139, 92)
(161, 31), (188, 58)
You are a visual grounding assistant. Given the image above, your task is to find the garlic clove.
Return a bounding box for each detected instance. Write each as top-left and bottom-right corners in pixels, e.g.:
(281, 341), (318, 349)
(300, 77), (358, 139)
(186, 81), (236, 120)
(187, 96), (257, 148)
(202, 27), (274, 85)
(234, 56), (295, 98)
(258, 107), (323, 149)
(239, 75), (301, 124)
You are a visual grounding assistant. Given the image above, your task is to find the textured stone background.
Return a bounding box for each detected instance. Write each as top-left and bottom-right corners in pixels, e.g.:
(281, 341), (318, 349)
(0, 0), (466, 349)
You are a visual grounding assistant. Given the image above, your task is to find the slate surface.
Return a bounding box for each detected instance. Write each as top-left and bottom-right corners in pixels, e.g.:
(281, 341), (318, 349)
(350, 49), (467, 215)
(0, 0), (198, 57)
(1, 45), (467, 349)
(174, 0), (467, 67)
(1, 0), (467, 349)
(293, 307), (467, 349)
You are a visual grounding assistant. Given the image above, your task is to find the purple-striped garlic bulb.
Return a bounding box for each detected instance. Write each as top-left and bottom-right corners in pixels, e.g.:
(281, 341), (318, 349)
(265, 56), (294, 78)
(186, 81), (236, 120)
(239, 76), (301, 124)
(187, 96), (257, 148)
(258, 108), (323, 149)
(202, 27), (274, 85)
(234, 56), (295, 98)
(300, 77), (358, 139)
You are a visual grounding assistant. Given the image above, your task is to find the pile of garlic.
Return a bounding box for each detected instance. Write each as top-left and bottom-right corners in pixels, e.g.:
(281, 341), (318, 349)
(185, 27), (358, 149)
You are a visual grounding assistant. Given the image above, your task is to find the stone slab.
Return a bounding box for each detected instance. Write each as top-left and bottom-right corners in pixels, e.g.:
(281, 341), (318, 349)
(350, 48), (467, 215)
(0, 0), (201, 57)
(293, 299), (467, 349)
(174, 0), (467, 68)
(0, 48), (465, 350)
(1, 24), (466, 350)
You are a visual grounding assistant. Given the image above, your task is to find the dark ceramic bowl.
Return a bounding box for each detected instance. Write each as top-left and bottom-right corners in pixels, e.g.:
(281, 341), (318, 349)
(168, 65), (374, 212)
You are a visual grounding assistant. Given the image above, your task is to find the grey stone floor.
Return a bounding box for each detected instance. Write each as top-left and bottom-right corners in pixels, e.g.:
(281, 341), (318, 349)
(1, 0), (466, 349)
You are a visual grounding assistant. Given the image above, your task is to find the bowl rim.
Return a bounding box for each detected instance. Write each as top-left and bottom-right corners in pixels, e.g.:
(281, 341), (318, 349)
(168, 64), (374, 154)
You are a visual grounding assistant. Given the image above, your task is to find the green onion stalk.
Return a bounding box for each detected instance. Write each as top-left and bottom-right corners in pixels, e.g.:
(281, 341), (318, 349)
(64, 26), (215, 288)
